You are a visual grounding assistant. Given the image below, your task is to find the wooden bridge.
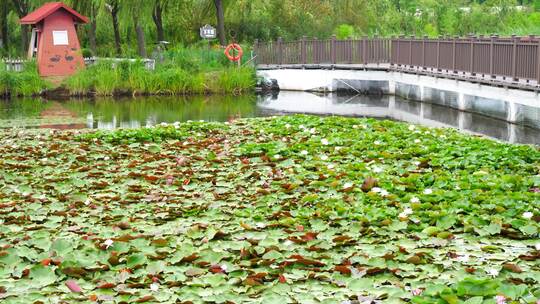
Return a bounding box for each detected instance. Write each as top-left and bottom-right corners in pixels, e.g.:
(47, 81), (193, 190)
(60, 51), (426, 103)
(254, 35), (540, 91)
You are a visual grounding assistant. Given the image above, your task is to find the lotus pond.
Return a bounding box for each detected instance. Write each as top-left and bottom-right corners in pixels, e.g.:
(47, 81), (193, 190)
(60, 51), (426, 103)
(0, 114), (539, 303)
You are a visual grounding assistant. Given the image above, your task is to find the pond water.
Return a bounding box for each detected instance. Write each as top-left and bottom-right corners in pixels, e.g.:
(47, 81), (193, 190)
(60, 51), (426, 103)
(1, 92), (539, 145)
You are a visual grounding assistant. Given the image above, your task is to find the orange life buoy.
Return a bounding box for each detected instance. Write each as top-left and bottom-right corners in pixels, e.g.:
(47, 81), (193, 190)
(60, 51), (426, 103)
(224, 44), (243, 62)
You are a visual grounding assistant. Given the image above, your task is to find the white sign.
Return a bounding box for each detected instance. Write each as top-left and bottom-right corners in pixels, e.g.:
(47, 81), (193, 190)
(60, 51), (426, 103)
(200, 25), (216, 39)
(52, 30), (69, 46)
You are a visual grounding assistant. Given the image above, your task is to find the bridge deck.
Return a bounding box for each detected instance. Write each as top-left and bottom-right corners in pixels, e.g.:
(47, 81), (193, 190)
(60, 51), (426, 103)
(257, 63), (540, 92)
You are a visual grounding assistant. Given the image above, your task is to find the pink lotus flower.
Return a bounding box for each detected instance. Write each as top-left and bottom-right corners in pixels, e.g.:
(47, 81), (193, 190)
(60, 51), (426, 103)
(495, 295), (506, 304)
(411, 288), (423, 296)
(65, 280), (82, 293)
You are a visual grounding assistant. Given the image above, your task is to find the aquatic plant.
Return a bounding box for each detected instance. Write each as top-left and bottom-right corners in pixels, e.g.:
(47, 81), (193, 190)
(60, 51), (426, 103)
(0, 61), (49, 97)
(1, 115), (539, 303)
(64, 60), (255, 97)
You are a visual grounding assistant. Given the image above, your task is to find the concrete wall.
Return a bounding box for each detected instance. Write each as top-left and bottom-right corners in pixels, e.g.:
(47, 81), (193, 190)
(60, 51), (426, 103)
(257, 69), (540, 129)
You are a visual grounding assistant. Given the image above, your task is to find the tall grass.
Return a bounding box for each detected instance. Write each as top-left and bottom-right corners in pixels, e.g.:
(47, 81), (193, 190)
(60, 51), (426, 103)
(0, 61), (49, 98)
(64, 55), (256, 97)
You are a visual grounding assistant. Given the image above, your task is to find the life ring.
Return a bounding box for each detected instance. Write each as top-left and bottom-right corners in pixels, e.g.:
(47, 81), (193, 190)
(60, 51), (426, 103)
(224, 44), (243, 62)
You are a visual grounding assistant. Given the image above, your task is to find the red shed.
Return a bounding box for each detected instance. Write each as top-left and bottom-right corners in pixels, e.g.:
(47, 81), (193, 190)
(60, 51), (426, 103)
(20, 2), (89, 77)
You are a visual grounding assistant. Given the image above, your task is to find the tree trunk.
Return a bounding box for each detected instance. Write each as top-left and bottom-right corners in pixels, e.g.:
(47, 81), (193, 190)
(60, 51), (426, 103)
(0, 1), (8, 52)
(214, 0), (226, 46)
(152, 1), (165, 42)
(20, 25), (29, 56)
(110, 3), (122, 56)
(134, 16), (147, 58)
(88, 20), (97, 56)
(11, 0), (30, 56)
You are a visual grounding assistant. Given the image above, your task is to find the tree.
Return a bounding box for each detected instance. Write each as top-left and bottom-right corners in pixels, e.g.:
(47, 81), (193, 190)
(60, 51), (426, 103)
(214, 0), (226, 45)
(0, 1), (9, 52)
(121, 0), (151, 58)
(105, 0), (122, 56)
(11, 0), (31, 56)
(67, 0), (102, 56)
(153, 0), (168, 42)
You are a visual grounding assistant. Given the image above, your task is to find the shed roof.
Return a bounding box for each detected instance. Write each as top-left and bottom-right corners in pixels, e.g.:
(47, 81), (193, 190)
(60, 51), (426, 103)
(20, 2), (89, 25)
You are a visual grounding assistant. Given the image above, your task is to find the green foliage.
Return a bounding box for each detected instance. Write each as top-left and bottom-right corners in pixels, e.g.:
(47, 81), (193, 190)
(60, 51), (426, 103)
(64, 56), (255, 96)
(0, 61), (49, 97)
(6, 0), (540, 57)
(1, 115), (539, 302)
(334, 24), (357, 40)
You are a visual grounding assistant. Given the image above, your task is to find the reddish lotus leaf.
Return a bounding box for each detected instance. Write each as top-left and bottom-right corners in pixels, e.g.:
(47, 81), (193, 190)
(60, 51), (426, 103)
(296, 225), (304, 232)
(302, 232), (318, 241)
(97, 282), (116, 289)
(144, 175), (160, 182)
(334, 265), (352, 275)
(41, 258), (52, 266)
(278, 274), (287, 283)
(503, 263), (523, 273)
(183, 179), (191, 185)
(181, 254), (199, 263)
(333, 235), (352, 243)
(249, 272), (267, 280)
(361, 177), (378, 192)
(88, 294), (98, 302)
(135, 295), (156, 303)
(243, 278), (262, 286)
(209, 265), (224, 273)
(65, 280), (82, 293)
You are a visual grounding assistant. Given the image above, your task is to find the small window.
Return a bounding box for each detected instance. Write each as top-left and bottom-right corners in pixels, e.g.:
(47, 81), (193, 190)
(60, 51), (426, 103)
(52, 31), (69, 46)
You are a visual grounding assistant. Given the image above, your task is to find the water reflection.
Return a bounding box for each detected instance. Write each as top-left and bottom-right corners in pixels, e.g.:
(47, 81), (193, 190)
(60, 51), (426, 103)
(257, 92), (540, 145)
(1, 92), (539, 145)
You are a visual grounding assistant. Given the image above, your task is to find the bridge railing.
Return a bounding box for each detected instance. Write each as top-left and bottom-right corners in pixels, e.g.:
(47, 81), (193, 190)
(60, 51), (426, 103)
(255, 35), (540, 85)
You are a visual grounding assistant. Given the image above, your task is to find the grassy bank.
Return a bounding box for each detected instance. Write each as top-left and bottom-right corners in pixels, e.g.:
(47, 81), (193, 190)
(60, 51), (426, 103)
(2, 47), (257, 98)
(64, 63), (255, 97)
(0, 61), (50, 98)
(0, 115), (539, 303)
(65, 46), (256, 97)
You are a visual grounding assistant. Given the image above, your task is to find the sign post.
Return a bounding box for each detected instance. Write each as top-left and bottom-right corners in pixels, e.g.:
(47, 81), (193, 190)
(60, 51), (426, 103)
(200, 24), (216, 63)
(200, 24), (217, 40)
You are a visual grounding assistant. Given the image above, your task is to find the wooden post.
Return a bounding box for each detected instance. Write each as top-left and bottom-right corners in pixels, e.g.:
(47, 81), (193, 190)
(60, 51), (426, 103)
(409, 35), (413, 67)
(452, 36), (457, 73)
(391, 36), (396, 66)
(422, 35), (427, 69)
(436, 35), (441, 71)
(301, 36), (307, 65)
(347, 36), (353, 64)
(536, 36), (540, 85)
(277, 37), (283, 66)
(490, 35), (495, 78)
(470, 35), (475, 75)
(331, 34), (337, 65)
(253, 39), (259, 65)
(313, 37), (318, 64)
(511, 34), (517, 80)
(363, 36), (368, 65)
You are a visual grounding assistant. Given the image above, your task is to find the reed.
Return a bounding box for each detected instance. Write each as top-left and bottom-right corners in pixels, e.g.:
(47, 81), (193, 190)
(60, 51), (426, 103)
(64, 58), (255, 97)
(0, 61), (48, 98)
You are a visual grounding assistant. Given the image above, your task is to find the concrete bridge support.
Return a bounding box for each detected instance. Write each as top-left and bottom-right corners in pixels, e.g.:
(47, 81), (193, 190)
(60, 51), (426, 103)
(257, 68), (540, 129)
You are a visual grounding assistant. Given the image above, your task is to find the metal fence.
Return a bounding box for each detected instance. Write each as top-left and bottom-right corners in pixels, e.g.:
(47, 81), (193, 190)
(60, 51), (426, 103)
(255, 35), (540, 85)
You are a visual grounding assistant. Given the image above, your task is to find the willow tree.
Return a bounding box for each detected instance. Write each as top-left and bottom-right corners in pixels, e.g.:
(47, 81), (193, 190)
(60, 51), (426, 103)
(66, 0), (103, 56)
(10, 0), (31, 55)
(0, 1), (9, 52)
(120, 0), (152, 57)
(153, 0), (169, 42)
(104, 0), (122, 56)
(214, 0), (226, 45)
